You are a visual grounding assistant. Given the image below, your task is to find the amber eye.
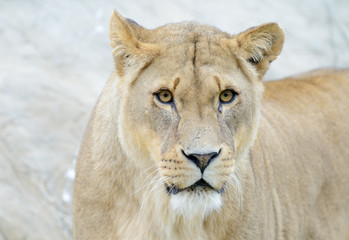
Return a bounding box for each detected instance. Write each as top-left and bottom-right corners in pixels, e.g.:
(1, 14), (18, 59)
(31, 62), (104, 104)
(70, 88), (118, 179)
(155, 89), (173, 104)
(219, 89), (237, 104)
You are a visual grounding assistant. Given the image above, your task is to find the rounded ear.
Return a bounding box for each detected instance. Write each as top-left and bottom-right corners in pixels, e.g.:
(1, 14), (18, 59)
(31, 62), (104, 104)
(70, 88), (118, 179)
(231, 23), (285, 79)
(109, 10), (161, 77)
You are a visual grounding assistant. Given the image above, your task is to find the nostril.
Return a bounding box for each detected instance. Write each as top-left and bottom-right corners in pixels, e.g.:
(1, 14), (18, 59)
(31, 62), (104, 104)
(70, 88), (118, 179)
(182, 150), (200, 168)
(182, 149), (221, 173)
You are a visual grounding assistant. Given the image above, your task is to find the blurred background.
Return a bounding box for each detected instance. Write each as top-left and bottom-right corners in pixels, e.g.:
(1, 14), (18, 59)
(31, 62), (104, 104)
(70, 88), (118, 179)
(0, 0), (348, 239)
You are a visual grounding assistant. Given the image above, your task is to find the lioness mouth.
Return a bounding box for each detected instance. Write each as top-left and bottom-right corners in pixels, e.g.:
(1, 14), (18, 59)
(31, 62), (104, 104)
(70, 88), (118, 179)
(166, 179), (223, 195)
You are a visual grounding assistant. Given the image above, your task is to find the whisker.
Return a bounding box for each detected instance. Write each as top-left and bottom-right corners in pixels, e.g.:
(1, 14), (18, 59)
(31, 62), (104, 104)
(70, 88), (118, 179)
(137, 164), (162, 186)
(139, 176), (170, 211)
(136, 163), (159, 180)
(222, 178), (233, 196)
(131, 167), (161, 195)
(137, 176), (171, 223)
(230, 173), (243, 212)
(223, 174), (243, 213)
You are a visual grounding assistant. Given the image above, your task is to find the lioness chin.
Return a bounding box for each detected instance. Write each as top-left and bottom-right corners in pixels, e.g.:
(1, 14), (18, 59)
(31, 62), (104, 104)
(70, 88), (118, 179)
(74, 10), (349, 240)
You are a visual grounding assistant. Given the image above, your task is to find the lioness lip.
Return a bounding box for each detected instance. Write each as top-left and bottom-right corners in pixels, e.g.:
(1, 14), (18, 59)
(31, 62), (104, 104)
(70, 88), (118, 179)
(166, 179), (223, 195)
(193, 179), (213, 189)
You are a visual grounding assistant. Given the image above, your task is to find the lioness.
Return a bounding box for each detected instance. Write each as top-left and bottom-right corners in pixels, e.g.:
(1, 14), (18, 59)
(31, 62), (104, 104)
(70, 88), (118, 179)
(73, 10), (349, 240)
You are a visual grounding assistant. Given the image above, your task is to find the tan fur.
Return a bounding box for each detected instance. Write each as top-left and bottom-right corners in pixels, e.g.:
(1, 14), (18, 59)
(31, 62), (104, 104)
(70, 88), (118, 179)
(73, 10), (349, 240)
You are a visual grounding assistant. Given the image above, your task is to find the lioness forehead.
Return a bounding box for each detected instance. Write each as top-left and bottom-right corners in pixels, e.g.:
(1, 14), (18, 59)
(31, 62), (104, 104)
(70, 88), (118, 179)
(150, 22), (237, 72)
(148, 22), (231, 45)
(138, 24), (240, 92)
(138, 40), (240, 106)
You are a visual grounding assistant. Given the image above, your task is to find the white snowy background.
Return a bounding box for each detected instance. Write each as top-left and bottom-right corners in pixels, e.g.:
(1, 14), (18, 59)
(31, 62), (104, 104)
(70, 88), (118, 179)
(0, 0), (348, 239)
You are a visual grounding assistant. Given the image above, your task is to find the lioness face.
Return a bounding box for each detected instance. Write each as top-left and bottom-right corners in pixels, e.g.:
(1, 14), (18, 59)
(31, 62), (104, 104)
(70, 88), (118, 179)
(111, 12), (284, 217)
(120, 39), (263, 216)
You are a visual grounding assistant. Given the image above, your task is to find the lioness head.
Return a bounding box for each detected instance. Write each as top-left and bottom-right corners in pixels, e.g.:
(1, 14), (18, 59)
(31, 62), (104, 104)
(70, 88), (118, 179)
(110, 11), (284, 217)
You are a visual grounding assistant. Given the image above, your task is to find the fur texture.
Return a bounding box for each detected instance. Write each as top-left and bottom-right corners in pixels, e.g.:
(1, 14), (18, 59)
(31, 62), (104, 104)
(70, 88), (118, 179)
(73, 10), (349, 240)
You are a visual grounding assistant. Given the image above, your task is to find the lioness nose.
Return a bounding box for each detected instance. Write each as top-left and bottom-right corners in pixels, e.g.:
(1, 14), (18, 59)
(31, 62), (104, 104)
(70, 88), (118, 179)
(182, 150), (220, 173)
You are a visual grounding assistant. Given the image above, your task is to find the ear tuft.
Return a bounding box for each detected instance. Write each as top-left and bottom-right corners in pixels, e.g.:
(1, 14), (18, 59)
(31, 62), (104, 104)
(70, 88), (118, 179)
(233, 23), (285, 79)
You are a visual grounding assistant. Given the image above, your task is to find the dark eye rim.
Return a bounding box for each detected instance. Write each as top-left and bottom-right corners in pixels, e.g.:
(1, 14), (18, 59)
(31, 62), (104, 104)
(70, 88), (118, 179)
(154, 89), (174, 104)
(219, 89), (238, 104)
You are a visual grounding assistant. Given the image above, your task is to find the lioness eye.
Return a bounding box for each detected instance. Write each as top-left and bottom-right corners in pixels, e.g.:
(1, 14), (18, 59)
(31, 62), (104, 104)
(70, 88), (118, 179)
(156, 89), (173, 104)
(219, 89), (236, 104)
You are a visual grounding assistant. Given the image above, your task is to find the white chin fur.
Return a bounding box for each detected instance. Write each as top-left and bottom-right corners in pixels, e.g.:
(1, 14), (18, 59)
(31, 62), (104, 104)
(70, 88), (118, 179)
(170, 189), (222, 219)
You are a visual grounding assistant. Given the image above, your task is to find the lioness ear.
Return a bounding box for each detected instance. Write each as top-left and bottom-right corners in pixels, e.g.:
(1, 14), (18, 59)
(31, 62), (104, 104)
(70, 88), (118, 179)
(232, 23), (285, 79)
(109, 10), (161, 76)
